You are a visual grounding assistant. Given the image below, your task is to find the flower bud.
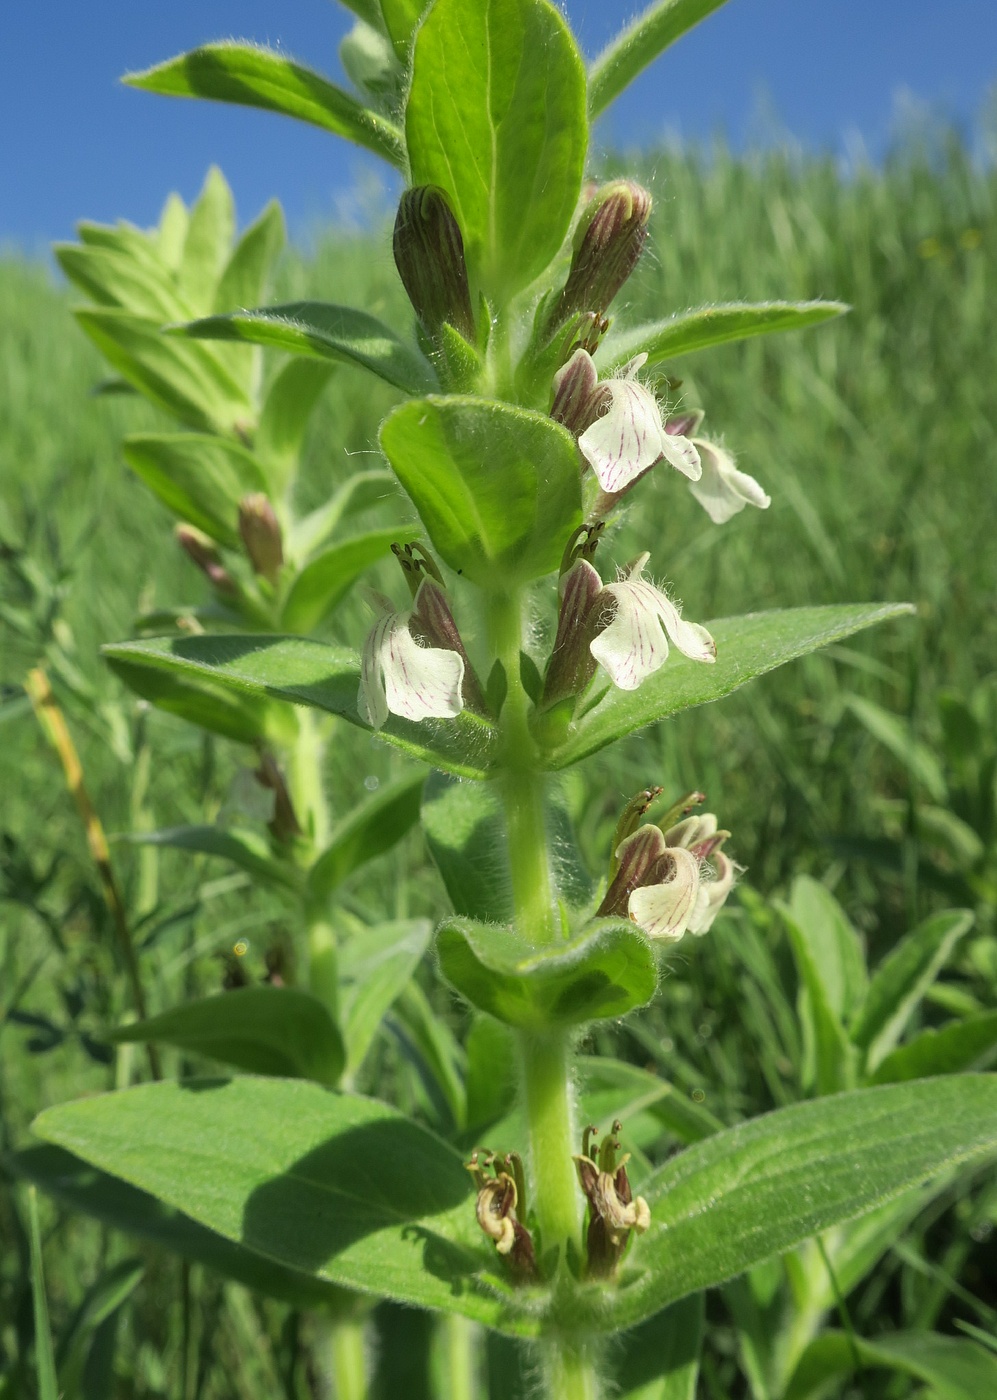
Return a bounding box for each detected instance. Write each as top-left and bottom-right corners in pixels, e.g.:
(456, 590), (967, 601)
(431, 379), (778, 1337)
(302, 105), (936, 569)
(175, 524), (236, 597)
(238, 494), (283, 584)
(393, 186), (476, 344)
(544, 180), (652, 337)
(549, 348), (610, 436)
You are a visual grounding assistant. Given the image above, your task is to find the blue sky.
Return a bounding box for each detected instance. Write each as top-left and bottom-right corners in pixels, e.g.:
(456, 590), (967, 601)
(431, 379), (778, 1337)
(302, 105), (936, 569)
(3, 0), (995, 250)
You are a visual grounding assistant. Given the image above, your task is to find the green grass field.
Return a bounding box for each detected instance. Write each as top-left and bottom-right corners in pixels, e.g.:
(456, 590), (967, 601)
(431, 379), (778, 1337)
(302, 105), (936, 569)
(2, 132), (995, 1397)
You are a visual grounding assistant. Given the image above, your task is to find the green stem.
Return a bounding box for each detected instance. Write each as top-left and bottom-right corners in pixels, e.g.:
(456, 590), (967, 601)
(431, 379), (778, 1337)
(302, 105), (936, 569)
(328, 1316), (367, 1400)
(488, 590), (595, 1398)
(437, 1314), (479, 1400)
(286, 708), (340, 1020)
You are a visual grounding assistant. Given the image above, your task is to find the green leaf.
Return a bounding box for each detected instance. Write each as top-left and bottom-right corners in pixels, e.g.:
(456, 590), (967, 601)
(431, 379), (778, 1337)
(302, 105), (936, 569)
(74, 308), (252, 434)
(281, 528), (401, 633)
(787, 876), (868, 1019)
(339, 918), (432, 1073)
(122, 432), (269, 546)
(31, 1079), (521, 1329)
(783, 901), (853, 1094)
(179, 167), (235, 313)
(380, 398), (582, 587)
(597, 301), (849, 374)
(106, 987), (345, 1085)
(846, 694), (948, 802)
(871, 1010), (997, 1085)
(105, 649), (281, 746)
(340, 20), (402, 105)
(405, 0), (587, 301)
(577, 1057), (721, 1146)
(26, 1186), (58, 1400)
(392, 982), (469, 1133)
(851, 910), (973, 1070)
(174, 301), (437, 394)
(380, 0), (428, 59)
(463, 1015), (516, 1135)
(125, 43), (405, 168)
(102, 634), (498, 778)
(613, 1295), (704, 1400)
(55, 243), (186, 321)
(547, 604), (915, 770)
(214, 199), (285, 314)
(256, 359), (336, 494)
(289, 469), (397, 561)
(11, 1145), (348, 1308)
(437, 917), (657, 1028)
(123, 824), (299, 891)
(594, 1076), (997, 1333)
(307, 773), (425, 900)
(588, 0), (732, 118)
(784, 1329), (997, 1400)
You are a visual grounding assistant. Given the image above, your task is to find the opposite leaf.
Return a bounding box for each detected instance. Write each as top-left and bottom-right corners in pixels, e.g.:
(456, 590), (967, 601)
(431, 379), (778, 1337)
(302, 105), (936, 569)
(547, 604), (915, 769)
(406, 0), (587, 300)
(103, 635), (497, 778)
(436, 917), (657, 1028)
(174, 302), (437, 395)
(125, 43), (405, 169)
(105, 986), (346, 1086)
(597, 301), (849, 374)
(380, 397), (582, 587)
(592, 1075), (997, 1333)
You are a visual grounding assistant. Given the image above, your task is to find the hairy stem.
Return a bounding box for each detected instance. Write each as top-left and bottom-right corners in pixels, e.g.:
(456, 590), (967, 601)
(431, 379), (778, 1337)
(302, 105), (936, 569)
(489, 591), (595, 1397)
(323, 1315), (366, 1400)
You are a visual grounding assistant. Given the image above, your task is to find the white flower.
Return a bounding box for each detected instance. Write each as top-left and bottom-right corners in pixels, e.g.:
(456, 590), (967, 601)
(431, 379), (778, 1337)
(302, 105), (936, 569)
(589, 553), (716, 691)
(626, 839), (703, 942)
(687, 851), (736, 935)
(358, 593), (465, 730)
(688, 439), (770, 525)
(578, 353), (701, 494)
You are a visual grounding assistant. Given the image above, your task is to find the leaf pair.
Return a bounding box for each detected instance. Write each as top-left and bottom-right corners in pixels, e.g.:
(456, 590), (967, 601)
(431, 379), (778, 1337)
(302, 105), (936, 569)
(26, 1074), (997, 1336)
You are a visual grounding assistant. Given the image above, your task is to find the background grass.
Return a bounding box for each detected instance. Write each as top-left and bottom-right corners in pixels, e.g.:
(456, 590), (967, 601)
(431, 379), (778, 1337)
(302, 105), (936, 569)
(1, 130), (996, 1396)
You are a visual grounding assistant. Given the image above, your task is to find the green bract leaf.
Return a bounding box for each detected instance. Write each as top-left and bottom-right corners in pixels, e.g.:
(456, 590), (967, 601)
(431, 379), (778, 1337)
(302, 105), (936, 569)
(380, 398), (582, 587)
(214, 199), (285, 314)
(74, 308), (253, 434)
(102, 635), (497, 778)
(121, 433), (269, 546)
(125, 44), (405, 169)
(593, 1076), (997, 1332)
(173, 301), (437, 395)
(11, 1144), (361, 1309)
(588, 0), (732, 118)
(55, 243), (187, 321)
(436, 917), (657, 1028)
(597, 301), (849, 374)
(256, 359), (336, 494)
(785, 1329), (997, 1400)
(405, 0), (587, 300)
(281, 528), (402, 633)
(380, 0), (428, 60)
(871, 1010), (997, 1084)
(123, 825), (299, 891)
(31, 1079), (526, 1330)
(106, 987), (345, 1085)
(340, 919), (433, 1073)
(179, 167), (235, 313)
(546, 604), (915, 769)
(307, 773), (425, 900)
(850, 909), (973, 1070)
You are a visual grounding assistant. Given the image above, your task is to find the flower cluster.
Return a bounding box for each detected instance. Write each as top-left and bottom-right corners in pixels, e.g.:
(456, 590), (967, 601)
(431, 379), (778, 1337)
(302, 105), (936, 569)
(466, 1150), (537, 1282)
(597, 790), (737, 942)
(574, 1121), (650, 1278)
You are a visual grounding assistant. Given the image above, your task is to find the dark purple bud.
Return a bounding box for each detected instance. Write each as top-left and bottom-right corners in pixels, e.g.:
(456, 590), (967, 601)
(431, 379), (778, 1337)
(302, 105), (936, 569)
(664, 409), (705, 438)
(176, 524), (236, 597)
(393, 186), (476, 344)
(541, 558), (603, 709)
(238, 494), (284, 584)
(549, 348), (610, 436)
(544, 180), (652, 337)
(411, 577), (488, 717)
(596, 824), (668, 920)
